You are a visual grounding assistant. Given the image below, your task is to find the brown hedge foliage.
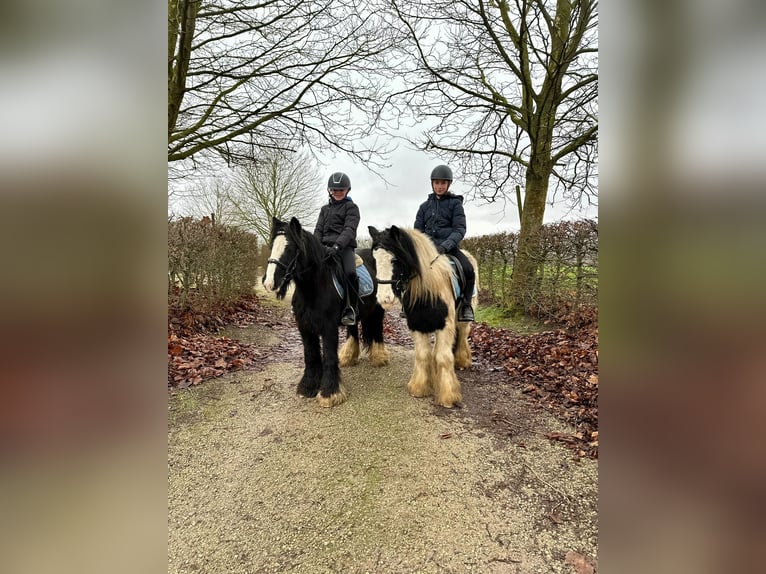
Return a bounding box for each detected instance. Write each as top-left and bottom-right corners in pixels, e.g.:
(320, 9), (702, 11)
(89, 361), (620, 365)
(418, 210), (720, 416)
(463, 219), (597, 327)
(168, 216), (260, 313)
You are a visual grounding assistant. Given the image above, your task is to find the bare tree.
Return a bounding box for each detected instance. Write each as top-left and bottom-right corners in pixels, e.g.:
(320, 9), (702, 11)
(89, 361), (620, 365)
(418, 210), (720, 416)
(385, 0), (598, 311)
(168, 0), (400, 166)
(184, 177), (238, 225)
(228, 149), (322, 244)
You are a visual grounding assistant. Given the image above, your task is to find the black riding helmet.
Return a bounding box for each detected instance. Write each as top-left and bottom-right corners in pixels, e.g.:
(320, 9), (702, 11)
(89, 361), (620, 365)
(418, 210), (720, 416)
(327, 172), (351, 190)
(430, 165), (453, 182)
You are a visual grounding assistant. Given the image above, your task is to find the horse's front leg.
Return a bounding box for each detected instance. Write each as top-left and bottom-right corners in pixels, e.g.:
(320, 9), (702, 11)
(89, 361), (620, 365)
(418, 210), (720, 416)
(296, 329), (322, 398)
(433, 324), (461, 408)
(317, 325), (346, 407)
(407, 332), (434, 398)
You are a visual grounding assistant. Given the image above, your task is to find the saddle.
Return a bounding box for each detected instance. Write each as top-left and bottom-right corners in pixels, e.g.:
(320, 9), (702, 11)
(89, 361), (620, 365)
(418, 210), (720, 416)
(444, 254), (476, 301)
(331, 257), (374, 299)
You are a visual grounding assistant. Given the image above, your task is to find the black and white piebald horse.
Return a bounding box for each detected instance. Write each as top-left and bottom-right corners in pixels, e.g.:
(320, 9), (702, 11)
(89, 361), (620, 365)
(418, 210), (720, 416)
(263, 217), (389, 407)
(369, 225), (478, 408)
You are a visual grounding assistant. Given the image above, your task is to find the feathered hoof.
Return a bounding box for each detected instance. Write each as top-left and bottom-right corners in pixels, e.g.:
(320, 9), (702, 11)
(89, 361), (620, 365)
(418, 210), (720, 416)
(435, 390), (463, 409)
(436, 398), (463, 409)
(339, 339), (360, 367)
(454, 358), (472, 370)
(317, 388), (347, 408)
(407, 380), (432, 398)
(369, 344), (390, 367)
(370, 354), (390, 367)
(436, 396), (463, 408)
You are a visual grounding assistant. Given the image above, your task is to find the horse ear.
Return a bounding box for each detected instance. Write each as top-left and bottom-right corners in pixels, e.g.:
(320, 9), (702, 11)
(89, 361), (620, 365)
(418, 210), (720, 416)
(368, 226), (380, 241)
(284, 217), (302, 244)
(390, 225), (400, 239)
(272, 216), (282, 227)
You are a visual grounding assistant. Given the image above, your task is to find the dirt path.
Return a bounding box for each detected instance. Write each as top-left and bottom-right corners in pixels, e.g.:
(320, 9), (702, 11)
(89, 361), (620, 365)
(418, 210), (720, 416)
(168, 299), (598, 574)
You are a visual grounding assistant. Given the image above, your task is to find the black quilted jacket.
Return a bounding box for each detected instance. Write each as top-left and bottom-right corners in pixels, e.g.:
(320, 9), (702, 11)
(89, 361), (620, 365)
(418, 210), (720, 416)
(313, 197), (360, 249)
(414, 192), (466, 252)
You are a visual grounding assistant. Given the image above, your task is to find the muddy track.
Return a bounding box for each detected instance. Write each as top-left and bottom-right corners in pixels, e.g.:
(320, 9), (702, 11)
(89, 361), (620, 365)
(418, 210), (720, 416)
(168, 299), (598, 574)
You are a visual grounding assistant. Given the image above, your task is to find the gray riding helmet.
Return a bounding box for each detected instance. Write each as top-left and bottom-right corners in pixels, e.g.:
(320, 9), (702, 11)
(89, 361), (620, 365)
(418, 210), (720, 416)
(430, 165), (453, 181)
(327, 172), (351, 190)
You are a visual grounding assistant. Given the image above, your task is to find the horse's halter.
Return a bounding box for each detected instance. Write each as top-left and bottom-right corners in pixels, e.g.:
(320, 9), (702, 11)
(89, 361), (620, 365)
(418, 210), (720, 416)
(267, 232), (299, 293)
(375, 253), (414, 298)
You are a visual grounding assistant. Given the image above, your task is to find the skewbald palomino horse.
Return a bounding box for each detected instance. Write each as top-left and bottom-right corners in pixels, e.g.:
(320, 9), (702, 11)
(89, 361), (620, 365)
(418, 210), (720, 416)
(369, 225), (478, 408)
(263, 217), (389, 407)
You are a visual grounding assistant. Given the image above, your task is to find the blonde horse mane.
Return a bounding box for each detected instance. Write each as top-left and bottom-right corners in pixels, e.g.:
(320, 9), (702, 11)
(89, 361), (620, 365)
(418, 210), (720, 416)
(404, 229), (456, 309)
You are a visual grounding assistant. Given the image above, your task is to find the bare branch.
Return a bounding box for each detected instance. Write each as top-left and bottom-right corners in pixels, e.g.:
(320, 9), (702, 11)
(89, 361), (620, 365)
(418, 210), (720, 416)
(168, 0), (402, 166)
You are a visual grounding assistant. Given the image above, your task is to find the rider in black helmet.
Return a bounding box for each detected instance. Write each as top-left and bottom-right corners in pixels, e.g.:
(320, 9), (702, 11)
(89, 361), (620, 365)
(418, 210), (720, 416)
(414, 165), (476, 322)
(314, 171), (360, 326)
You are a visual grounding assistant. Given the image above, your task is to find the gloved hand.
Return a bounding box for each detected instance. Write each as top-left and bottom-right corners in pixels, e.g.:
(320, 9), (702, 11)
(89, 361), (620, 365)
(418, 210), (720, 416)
(436, 245), (446, 254)
(324, 245), (337, 257)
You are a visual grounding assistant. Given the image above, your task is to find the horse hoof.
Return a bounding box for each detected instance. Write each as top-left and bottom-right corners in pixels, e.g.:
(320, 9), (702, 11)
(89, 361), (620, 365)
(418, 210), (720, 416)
(370, 356), (389, 367)
(407, 387), (432, 399)
(437, 400), (463, 409)
(317, 389), (347, 408)
(368, 343), (390, 367)
(436, 395), (463, 408)
(339, 339), (360, 367)
(455, 359), (472, 370)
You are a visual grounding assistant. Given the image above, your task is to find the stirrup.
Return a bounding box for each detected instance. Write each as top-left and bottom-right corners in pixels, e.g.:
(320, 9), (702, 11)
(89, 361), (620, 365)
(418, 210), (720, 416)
(341, 306), (356, 326)
(457, 302), (474, 322)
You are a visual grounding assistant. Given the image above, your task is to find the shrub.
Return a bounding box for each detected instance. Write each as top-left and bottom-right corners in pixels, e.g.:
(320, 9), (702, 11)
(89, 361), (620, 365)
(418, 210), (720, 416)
(463, 219), (597, 327)
(168, 216), (260, 313)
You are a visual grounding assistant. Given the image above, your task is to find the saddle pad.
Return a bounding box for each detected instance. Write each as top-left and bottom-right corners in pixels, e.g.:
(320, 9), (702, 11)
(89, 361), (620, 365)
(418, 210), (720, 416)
(448, 259), (477, 300)
(332, 262), (374, 299)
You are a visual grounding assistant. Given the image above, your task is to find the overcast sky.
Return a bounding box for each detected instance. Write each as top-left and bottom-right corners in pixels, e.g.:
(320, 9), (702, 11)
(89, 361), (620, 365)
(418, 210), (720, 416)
(169, 143), (598, 239)
(313, 146), (598, 241)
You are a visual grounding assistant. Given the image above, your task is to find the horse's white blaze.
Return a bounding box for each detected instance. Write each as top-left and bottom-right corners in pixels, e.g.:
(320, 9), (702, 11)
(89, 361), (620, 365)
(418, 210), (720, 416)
(263, 235), (287, 291)
(372, 247), (396, 307)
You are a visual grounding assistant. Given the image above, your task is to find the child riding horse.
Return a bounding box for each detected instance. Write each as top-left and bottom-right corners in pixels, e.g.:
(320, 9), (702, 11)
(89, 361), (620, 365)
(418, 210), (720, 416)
(369, 225), (477, 408)
(263, 217), (389, 407)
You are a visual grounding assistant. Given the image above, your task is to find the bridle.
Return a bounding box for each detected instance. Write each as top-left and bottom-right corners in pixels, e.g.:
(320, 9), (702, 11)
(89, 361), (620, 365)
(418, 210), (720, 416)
(267, 232), (299, 293)
(377, 276), (407, 296)
(267, 254), (298, 292)
(375, 255), (414, 298)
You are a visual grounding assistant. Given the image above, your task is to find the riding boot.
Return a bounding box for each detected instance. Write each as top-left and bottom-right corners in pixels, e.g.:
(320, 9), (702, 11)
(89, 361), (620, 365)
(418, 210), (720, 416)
(340, 273), (357, 326)
(457, 297), (475, 322)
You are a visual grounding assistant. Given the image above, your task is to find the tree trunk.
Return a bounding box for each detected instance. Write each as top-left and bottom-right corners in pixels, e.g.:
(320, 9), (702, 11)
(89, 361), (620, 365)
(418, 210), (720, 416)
(511, 159), (551, 311)
(168, 0), (199, 138)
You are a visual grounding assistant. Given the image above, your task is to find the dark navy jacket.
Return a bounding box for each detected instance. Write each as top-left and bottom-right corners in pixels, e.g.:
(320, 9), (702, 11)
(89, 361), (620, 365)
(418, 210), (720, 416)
(313, 196), (360, 249)
(414, 192), (466, 252)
